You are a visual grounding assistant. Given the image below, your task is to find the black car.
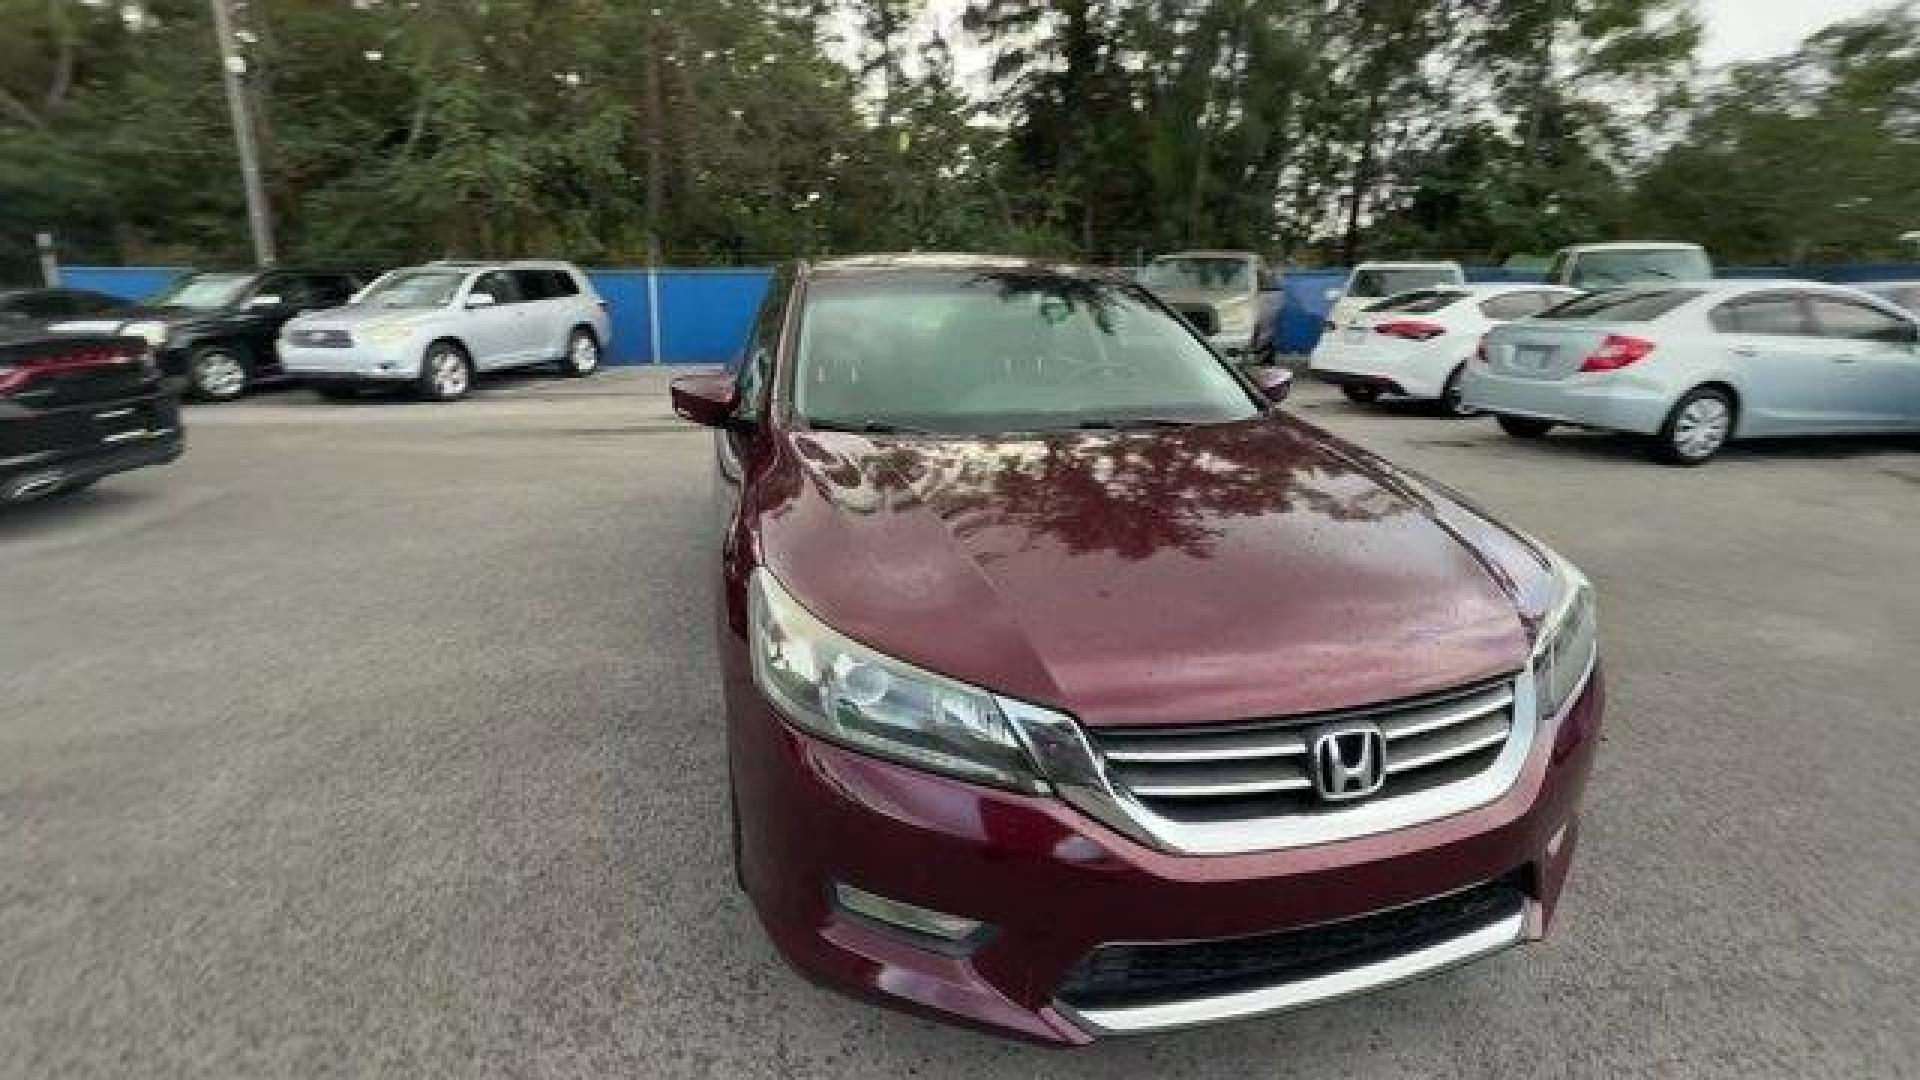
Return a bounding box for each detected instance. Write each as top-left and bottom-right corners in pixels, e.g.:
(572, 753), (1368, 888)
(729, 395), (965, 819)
(60, 269), (364, 401)
(0, 287), (132, 328)
(1, 328), (182, 504)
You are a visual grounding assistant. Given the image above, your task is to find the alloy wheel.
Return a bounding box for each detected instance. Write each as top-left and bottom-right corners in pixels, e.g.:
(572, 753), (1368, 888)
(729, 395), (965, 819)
(1673, 396), (1731, 459)
(195, 351), (246, 399)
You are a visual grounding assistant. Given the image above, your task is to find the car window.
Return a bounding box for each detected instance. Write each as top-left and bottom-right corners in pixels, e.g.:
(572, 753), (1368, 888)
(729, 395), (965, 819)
(1566, 248), (1712, 290)
(302, 275), (354, 308)
(16, 292), (74, 319)
(1864, 285), (1920, 314)
(793, 271), (1258, 434)
(734, 267), (791, 420)
(69, 290), (126, 315)
(1809, 297), (1918, 344)
(359, 270), (462, 308)
(545, 270), (581, 297)
(152, 273), (253, 309)
(471, 271), (522, 305)
(1364, 290), (1464, 315)
(1139, 257), (1252, 292)
(1479, 292), (1558, 320)
(1537, 289), (1703, 323)
(510, 270), (556, 300)
(1350, 267), (1458, 299)
(1711, 294), (1811, 336)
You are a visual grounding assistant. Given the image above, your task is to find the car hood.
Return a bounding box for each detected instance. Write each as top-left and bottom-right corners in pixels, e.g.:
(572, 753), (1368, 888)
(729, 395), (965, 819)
(45, 305), (209, 334)
(288, 307), (437, 331)
(755, 417), (1542, 728)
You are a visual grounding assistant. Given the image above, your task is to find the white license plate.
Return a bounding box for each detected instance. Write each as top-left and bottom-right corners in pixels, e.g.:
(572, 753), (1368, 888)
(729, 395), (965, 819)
(1515, 345), (1555, 372)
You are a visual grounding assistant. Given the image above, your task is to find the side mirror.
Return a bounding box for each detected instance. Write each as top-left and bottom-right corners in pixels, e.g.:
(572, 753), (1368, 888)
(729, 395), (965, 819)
(465, 293), (497, 309)
(248, 294), (283, 308)
(1250, 366), (1293, 404)
(670, 372), (740, 428)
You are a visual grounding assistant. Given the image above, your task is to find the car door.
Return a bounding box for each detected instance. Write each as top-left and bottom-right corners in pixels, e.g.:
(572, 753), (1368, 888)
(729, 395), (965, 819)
(1805, 295), (1920, 431)
(460, 271), (529, 369)
(1709, 291), (1835, 436)
(510, 269), (567, 361)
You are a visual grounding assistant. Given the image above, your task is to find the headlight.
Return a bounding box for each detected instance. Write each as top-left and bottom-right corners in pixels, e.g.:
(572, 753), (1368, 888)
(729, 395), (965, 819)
(123, 320), (169, 348)
(749, 568), (1049, 793)
(1530, 545), (1597, 723)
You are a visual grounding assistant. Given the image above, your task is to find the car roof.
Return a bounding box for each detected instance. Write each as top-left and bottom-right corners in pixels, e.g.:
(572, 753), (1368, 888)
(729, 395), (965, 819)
(1353, 260), (1463, 269)
(1560, 242), (1705, 253)
(423, 259), (580, 270)
(1856, 280), (1920, 289)
(809, 252), (1111, 280)
(1153, 250), (1259, 260)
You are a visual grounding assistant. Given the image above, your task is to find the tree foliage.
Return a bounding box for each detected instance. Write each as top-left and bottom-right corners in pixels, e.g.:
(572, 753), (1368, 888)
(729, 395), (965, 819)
(0, 0), (1911, 280)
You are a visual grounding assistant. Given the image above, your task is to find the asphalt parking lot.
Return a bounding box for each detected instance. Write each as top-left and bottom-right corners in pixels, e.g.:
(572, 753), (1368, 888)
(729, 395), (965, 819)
(3, 370), (1916, 1078)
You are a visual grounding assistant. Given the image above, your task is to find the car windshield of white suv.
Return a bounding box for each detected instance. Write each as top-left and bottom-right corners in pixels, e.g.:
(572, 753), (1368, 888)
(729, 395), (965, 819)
(357, 270), (465, 308)
(1139, 258), (1251, 292)
(1567, 249), (1712, 289)
(150, 273), (252, 310)
(1350, 267), (1458, 298)
(795, 272), (1260, 434)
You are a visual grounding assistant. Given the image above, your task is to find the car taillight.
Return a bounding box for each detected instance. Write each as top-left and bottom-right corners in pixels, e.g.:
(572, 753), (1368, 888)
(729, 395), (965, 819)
(1578, 334), (1655, 372)
(1375, 320), (1446, 341)
(0, 345), (144, 394)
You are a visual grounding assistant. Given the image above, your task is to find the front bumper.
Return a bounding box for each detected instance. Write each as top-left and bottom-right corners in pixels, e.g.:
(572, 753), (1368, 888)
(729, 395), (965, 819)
(1461, 367), (1672, 435)
(726, 645), (1604, 1044)
(2, 398), (183, 502)
(278, 340), (421, 382)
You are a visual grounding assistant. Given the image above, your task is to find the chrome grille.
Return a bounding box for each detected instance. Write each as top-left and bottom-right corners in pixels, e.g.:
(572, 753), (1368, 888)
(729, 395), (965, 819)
(1092, 679), (1515, 821)
(294, 328), (352, 348)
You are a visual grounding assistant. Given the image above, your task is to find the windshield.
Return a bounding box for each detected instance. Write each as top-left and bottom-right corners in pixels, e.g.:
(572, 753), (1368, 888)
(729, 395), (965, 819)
(1866, 284), (1920, 314)
(1139, 257), (1252, 293)
(1536, 289), (1703, 322)
(149, 273), (252, 310)
(1364, 289), (1466, 314)
(794, 272), (1259, 434)
(357, 270), (465, 308)
(1566, 248), (1712, 290)
(1350, 266), (1459, 298)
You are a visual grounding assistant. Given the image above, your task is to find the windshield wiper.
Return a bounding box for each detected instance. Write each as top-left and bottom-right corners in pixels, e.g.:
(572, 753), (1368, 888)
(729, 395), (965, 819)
(805, 419), (935, 436)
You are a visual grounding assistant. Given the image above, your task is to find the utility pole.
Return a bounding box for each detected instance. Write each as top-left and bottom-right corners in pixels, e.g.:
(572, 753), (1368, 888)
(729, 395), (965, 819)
(207, 0), (275, 267)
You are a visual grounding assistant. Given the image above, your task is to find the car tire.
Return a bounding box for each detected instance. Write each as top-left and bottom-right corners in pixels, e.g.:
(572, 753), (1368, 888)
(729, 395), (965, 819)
(417, 341), (473, 402)
(559, 327), (602, 378)
(45, 478), (98, 499)
(1440, 366), (1479, 417)
(315, 384), (361, 401)
(186, 343), (250, 402)
(1497, 415), (1555, 439)
(1342, 384), (1382, 405)
(1654, 386), (1735, 467)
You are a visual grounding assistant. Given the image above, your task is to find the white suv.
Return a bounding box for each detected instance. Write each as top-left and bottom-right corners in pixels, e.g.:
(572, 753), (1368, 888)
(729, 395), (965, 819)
(279, 260), (610, 401)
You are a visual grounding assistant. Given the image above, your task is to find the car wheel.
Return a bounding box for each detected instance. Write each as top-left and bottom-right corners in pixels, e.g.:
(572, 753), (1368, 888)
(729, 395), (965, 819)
(1342, 384), (1382, 405)
(1440, 366), (1479, 417)
(1655, 387), (1734, 467)
(187, 344), (249, 402)
(1497, 415), (1555, 439)
(417, 341), (472, 402)
(315, 384), (361, 401)
(559, 327), (601, 377)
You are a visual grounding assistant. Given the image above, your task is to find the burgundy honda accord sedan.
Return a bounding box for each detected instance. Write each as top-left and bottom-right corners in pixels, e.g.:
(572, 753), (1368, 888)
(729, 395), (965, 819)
(670, 254), (1603, 1043)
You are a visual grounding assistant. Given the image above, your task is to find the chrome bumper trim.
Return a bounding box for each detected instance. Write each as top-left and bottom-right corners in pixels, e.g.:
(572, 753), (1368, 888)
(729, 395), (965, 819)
(1059, 906), (1527, 1036)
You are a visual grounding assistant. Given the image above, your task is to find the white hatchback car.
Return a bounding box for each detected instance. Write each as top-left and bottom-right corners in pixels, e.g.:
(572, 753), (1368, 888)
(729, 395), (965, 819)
(279, 260), (610, 401)
(1465, 281), (1920, 465)
(1310, 284), (1580, 415)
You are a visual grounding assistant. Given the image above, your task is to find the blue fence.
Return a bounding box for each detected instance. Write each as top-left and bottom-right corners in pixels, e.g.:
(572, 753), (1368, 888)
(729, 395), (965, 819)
(62, 261), (1920, 364)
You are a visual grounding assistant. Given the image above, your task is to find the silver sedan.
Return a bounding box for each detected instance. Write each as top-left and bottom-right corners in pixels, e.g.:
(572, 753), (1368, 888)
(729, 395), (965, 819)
(1463, 281), (1920, 465)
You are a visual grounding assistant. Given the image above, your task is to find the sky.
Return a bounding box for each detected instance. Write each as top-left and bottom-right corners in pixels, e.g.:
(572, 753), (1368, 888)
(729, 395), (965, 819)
(1697, 0), (1889, 67)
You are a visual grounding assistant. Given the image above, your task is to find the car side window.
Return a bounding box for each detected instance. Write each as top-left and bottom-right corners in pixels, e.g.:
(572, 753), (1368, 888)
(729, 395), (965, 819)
(305, 276), (353, 308)
(510, 270), (555, 301)
(1713, 294), (1810, 337)
(734, 268), (791, 420)
(70, 290), (123, 315)
(1809, 297), (1917, 345)
(250, 272), (295, 306)
(19, 292), (74, 319)
(471, 271), (522, 305)
(545, 270), (581, 297)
